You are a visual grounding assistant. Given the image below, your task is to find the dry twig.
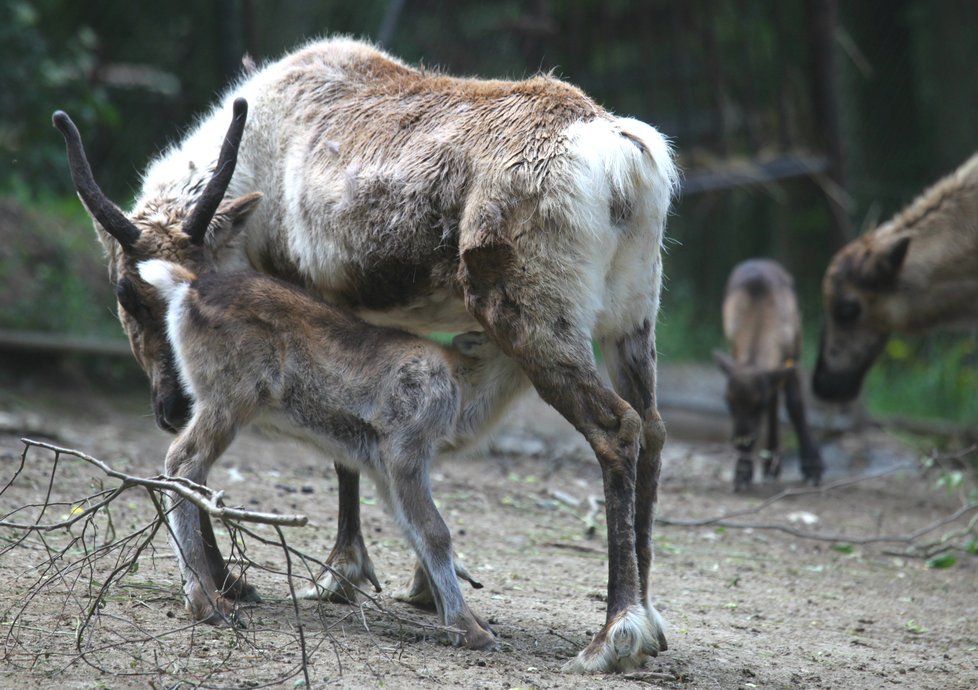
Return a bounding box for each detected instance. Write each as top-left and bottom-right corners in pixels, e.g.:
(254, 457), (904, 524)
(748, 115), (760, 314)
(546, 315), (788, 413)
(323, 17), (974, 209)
(657, 448), (978, 557)
(0, 438), (465, 687)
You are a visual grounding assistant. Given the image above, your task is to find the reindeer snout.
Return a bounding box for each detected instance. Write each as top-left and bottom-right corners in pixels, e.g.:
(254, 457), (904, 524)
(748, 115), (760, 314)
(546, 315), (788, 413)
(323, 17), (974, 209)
(155, 392), (191, 433)
(811, 361), (862, 402)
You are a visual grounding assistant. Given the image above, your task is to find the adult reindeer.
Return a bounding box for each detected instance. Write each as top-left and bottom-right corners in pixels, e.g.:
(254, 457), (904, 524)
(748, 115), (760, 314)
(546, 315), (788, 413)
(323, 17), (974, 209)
(54, 37), (678, 673)
(813, 152), (978, 402)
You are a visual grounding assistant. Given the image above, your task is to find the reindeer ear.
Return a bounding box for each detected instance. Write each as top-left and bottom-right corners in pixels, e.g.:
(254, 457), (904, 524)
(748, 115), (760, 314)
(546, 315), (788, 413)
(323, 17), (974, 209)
(205, 191), (263, 246)
(860, 235), (911, 289)
(713, 350), (737, 377)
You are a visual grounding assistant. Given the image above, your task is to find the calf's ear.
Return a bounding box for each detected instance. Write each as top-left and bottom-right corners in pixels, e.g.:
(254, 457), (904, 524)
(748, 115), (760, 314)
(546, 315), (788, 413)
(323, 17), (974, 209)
(206, 191), (263, 249)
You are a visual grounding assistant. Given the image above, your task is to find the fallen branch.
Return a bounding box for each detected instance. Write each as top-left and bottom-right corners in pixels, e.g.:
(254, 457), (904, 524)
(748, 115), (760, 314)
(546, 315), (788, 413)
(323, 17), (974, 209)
(0, 438), (451, 686)
(13, 438), (308, 528)
(660, 502), (978, 546)
(658, 450), (978, 554)
(657, 462), (916, 529)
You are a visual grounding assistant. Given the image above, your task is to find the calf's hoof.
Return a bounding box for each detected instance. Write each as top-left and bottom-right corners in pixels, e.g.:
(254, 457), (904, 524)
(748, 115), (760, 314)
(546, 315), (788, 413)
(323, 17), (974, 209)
(802, 457), (824, 487)
(452, 607), (496, 651)
(733, 457), (753, 492)
(760, 450), (782, 481)
(395, 560), (483, 611)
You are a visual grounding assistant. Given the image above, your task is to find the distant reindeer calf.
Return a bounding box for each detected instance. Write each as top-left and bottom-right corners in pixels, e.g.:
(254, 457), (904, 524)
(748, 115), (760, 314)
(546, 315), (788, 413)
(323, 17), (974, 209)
(137, 257), (528, 649)
(714, 259), (822, 490)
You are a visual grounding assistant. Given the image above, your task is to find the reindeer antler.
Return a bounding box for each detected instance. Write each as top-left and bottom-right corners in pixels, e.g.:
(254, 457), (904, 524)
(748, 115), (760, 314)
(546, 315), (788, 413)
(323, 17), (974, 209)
(183, 98), (249, 245)
(52, 111), (141, 251)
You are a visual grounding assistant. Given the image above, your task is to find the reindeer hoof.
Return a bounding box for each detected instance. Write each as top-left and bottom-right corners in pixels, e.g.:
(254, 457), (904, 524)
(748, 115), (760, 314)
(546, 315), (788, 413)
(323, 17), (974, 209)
(190, 596), (245, 629)
(221, 574), (262, 602)
(802, 472), (823, 487)
(761, 452), (782, 481)
(562, 604), (666, 673)
(298, 547), (381, 602)
(394, 559), (482, 611)
(802, 458), (824, 487)
(733, 457), (753, 492)
(452, 607), (496, 650)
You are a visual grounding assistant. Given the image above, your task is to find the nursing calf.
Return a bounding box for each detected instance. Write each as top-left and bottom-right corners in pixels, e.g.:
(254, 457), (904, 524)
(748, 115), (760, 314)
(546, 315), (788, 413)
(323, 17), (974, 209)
(715, 259), (822, 490)
(138, 257), (528, 648)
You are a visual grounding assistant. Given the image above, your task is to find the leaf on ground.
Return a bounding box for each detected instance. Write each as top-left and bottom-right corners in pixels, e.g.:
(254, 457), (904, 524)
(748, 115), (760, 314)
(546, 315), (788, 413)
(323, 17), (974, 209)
(905, 619), (926, 634)
(831, 543), (854, 555)
(926, 553), (956, 569)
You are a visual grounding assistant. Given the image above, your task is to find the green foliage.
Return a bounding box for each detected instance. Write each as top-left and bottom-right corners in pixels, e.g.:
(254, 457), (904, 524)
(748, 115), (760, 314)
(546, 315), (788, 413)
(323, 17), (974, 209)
(863, 336), (978, 425)
(0, 196), (120, 338)
(0, 1), (115, 199)
(925, 553), (956, 570)
(655, 287), (723, 362)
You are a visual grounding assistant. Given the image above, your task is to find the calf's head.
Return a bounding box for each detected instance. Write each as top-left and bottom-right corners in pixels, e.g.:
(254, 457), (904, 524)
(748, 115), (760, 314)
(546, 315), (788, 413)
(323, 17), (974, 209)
(53, 99), (261, 431)
(714, 352), (793, 456)
(812, 232), (911, 402)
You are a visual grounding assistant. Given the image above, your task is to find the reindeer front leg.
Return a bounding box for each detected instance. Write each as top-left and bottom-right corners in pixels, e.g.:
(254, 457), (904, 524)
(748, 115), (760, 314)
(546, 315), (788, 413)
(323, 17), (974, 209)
(198, 507), (261, 602)
(164, 406), (243, 625)
(762, 387), (782, 480)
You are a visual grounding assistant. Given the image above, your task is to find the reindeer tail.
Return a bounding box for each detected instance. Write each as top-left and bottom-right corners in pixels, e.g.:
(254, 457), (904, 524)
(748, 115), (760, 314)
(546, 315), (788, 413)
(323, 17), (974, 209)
(137, 259), (195, 303)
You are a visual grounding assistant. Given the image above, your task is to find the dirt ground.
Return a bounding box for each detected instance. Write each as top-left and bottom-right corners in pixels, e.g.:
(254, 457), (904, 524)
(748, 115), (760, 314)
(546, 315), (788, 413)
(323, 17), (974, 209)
(1, 361), (976, 689)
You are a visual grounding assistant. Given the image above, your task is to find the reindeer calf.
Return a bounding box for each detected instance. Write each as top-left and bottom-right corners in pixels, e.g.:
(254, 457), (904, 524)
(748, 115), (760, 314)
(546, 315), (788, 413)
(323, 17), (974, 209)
(714, 259), (822, 490)
(137, 258), (528, 649)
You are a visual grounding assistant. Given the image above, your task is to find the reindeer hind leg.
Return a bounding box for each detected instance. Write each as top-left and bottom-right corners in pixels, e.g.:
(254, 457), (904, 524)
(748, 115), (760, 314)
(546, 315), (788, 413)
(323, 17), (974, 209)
(381, 458), (494, 650)
(462, 244), (660, 672)
(601, 320), (669, 655)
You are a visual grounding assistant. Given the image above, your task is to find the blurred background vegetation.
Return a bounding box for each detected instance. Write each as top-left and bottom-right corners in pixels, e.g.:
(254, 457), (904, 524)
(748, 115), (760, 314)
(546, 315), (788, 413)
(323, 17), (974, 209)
(1, 0), (976, 424)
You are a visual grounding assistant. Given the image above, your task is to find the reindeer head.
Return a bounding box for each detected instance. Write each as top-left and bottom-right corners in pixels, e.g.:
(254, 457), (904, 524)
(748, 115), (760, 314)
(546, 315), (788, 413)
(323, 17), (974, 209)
(53, 99), (261, 432)
(812, 231), (911, 402)
(714, 351), (793, 456)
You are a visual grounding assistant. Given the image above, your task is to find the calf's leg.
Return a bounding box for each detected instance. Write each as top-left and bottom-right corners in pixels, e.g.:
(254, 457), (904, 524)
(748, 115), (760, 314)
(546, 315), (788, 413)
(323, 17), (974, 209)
(762, 388), (782, 480)
(198, 507), (261, 602)
(379, 459), (494, 650)
(784, 371), (823, 484)
(164, 406), (242, 625)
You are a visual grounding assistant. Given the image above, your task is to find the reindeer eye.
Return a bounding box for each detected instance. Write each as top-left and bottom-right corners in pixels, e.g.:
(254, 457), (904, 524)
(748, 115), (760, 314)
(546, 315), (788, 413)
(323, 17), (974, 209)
(833, 297), (862, 324)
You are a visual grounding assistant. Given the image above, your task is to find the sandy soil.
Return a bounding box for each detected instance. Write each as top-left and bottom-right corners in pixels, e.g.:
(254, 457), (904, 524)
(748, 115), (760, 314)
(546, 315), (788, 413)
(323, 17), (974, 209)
(1, 364), (976, 689)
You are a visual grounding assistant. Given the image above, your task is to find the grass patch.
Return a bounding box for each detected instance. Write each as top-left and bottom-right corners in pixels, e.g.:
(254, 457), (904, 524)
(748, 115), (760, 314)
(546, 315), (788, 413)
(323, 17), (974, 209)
(863, 335), (978, 425)
(0, 195), (121, 338)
